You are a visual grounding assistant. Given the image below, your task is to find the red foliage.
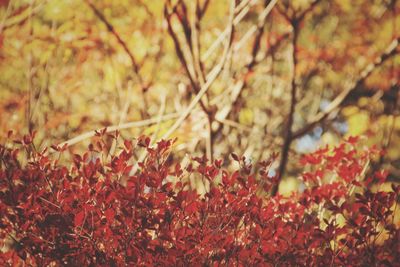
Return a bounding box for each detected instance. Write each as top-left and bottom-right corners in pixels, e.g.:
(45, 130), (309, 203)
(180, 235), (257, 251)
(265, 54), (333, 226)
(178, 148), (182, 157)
(0, 132), (399, 266)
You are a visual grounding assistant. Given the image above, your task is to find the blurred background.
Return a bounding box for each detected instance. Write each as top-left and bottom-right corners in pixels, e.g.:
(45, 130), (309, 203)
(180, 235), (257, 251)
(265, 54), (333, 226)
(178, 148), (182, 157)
(0, 0), (399, 192)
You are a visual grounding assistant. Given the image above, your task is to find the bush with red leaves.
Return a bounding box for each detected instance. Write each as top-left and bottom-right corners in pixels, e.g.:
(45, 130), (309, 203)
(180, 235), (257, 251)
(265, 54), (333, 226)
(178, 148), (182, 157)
(0, 131), (399, 266)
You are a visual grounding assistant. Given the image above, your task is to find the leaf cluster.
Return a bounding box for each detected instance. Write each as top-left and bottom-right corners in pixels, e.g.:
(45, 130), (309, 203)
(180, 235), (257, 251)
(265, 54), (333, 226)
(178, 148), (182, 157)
(0, 133), (399, 266)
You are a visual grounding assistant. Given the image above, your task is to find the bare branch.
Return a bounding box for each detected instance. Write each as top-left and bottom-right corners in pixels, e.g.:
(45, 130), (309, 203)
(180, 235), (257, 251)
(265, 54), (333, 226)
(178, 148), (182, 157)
(271, 0), (332, 196)
(201, 0), (259, 62)
(162, 0), (236, 140)
(192, 0), (214, 160)
(0, 0), (13, 35)
(164, 1), (209, 113)
(57, 113), (180, 148)
(0, 0), (49, 33)
(271, 20), (299, 197)
(213, 21), (285, 132)
(85, 0), (147, 90)
(245, 0), (279, 69)
(198, 0), (211, 19)
(292, 37), (400, 140)
(296, 0), (322, 22)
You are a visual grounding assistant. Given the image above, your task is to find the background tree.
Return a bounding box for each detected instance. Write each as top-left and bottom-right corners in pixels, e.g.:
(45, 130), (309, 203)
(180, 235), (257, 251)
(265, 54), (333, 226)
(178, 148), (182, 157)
(0, 0), (399, 194)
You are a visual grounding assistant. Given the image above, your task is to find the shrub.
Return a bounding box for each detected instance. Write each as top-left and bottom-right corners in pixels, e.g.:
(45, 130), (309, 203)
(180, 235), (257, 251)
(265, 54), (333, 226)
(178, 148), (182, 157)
(0, 132), (399, 266)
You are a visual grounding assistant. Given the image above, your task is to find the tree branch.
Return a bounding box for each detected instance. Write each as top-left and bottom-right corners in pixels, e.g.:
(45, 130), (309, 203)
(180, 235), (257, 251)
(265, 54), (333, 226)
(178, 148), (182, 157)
(164, 1), (209, 114)
(271, 20), (299, 196)
(57, 113), (180, 148)
(161, 0), (236, 140)
(201, 0), (259, 62)
(85, 0), (147, 91)
(271, 0), (323, 196)
(0, 1), (49, 33)
(213, 0), (280, 131)
(292, 37), (400, 140)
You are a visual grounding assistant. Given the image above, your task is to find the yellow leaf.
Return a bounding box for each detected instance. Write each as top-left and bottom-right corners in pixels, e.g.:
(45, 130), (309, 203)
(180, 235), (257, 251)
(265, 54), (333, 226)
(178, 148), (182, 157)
(347, 112), (369, 136)
(238, 108), (253, 126)
(278, 177), (299, 197)
(335, 0), (352, 12)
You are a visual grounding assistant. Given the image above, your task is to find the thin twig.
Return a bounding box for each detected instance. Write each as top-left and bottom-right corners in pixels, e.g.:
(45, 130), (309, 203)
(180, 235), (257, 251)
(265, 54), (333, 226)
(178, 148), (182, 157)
(164, 1), (209, 113)
(201, 0), (259, 61)
(192, 0), (214, 160)
(162, 0), (236, 140)
(193, 0), (207, 89)
(26, 0), (35, 132)
(57, 113), (180, 148)
(165, 0), (216, 159)
(151, 93), (167, 142)
(296, 0), (322, 22)
(131, 94), (167, 174)
(292, 37), (400, 139)
(235, 0), (279, 65)
(0, 0), (13, 35)
(85, 1), (142, 83)
(84, 0), (149, 117)
(39, 196), (61, 209)
(213, 0), (280, 133)
(0, 0), (49, 33)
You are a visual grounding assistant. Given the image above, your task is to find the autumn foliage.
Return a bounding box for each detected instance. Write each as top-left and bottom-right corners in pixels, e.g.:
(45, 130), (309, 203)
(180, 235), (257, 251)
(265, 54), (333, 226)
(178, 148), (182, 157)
(0, 131), (399, 266)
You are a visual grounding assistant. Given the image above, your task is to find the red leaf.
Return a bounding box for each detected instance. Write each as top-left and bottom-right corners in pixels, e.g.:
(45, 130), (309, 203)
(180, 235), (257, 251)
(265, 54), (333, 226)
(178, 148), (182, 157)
(175, 163), (183, 176)
(185, 201), (198, 215)
(346, 136), (359, 144)
(124, 140), (132, 150)
(105, 192), (116, 203)
(375, 170), (388, 183)
(105, 209), (115, 221)
(214, 159), (223, 168)
(104, 226), (113, 238)
(74, 210), (85, 227)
